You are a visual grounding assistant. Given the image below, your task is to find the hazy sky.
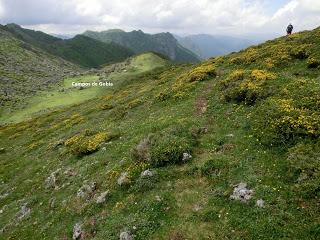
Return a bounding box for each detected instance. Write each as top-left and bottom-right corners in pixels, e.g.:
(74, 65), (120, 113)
(0, 0), (319, 37)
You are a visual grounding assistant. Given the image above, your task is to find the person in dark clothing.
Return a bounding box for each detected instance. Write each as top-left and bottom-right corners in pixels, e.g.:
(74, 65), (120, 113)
(287, 24), (293, 35)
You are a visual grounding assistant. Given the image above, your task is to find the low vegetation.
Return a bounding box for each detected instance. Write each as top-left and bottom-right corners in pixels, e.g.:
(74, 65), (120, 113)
(0, 27), (320, 239)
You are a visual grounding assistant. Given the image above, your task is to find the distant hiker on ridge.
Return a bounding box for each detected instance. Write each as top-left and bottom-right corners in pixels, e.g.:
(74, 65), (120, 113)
(287, 23), (293, 35)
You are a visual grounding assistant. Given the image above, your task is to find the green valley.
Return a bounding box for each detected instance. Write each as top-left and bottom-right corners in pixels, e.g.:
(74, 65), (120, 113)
(1, 52), (168, 123)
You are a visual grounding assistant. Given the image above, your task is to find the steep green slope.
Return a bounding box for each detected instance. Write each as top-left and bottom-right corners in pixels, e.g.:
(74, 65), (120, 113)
(0, 26), (80, 108)
(4, 24), (134, 68)
(83, 29), (200, 63)
(0, 28), (320, 240)
(0, 53), (168, 123)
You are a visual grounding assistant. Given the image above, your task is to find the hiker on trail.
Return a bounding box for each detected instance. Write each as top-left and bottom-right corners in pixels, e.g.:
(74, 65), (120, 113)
(287, 23), (293, 35)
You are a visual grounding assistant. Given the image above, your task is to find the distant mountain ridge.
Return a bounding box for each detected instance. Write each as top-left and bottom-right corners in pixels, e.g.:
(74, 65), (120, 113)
(175, 34), (257, 59)
(83, 29), (200, 63)
(4, 24), (134, 68)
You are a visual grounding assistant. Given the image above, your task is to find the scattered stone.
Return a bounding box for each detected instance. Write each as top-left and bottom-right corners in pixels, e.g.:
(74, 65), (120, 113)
(230, 182), (254, 202)
(0, 148), (5, 154)
(16, 204), (31, 220)
(0, 205), (7, 214)
(182, 153), (192, 162)
(117, 172), (129, 186)
(256, 199), (265, 208)
(96, 191), (110, 204)
(102, 147), (107, 151)
(140, 169), (154, 178)
(64, 168), (77, 177)
(77, 182), (97, 199)
(193, 204), (203, 212)
(215, 143), (236, 154)
(0, 192), (9, 199)
(120, 231), (133, 240)
(226, 134), (235, 138)
(49, 197), (56, 208)
(155, 195), (162, 202)
(45, 169), (61, 189)
(72, 223), (82, 240)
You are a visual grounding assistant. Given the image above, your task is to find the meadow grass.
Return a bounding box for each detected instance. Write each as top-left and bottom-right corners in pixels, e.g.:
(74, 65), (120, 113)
(0, 30), (320, 239)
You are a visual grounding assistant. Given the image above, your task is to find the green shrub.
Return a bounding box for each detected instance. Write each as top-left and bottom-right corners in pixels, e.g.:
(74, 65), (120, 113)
(132, 137), (152, 162)
(229, 57), (242, 65)
(288, 141), (320, 199)
(228, 48), (258, 65)
(221, 69), (276, 104)
(132, 126), (197, 167)
(220, 69), (245, 89)
(127, 98), (143, 109)
(100, 103), (114, 110)
(307, 57), (320, 68)
(200, 160), (221, 178)
(155, 89), (172, 101)
(172, 63), (216, 94)
(110, 106), (127, 120)
(149, 134), (193, 167)
(64, 130), (117, 156)
(290, 45), (311, 59)
(178, 63), (216, 83)
(252, 79), (320, 144)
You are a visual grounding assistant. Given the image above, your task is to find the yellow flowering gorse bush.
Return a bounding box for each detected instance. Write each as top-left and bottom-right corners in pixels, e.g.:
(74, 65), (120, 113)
(252, 79), (320, 143)
(64, 131), (108, 156)
(221, 69), (276, 104)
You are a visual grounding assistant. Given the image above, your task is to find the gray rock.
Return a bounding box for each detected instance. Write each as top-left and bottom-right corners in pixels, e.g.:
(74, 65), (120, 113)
(72, 223), (82, 240)
(117, 172), (129, 186)
(182, 153), (192, 162)
(96, 191), (110, 204)
(193, 204), (203, 212)
(49, 197), (56, 208)
(120, 231), (133, 240)
(140, 169), (154, 178)
(0, 192), (9, 199)
(16, 204), (31, 220)
(45, 169), (61, 189)
(63, 168), (77, 177)
(230, 182), (254, 202)
(226, 134), (235, 138)
(256, 199), (265, 208)
(77, 182), (97, 199)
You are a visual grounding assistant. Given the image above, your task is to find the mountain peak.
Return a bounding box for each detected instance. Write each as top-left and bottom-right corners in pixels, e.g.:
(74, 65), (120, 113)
(5, 23), (22, 29)
(105, 29), (125, 33)
(83, 29), (200, 63)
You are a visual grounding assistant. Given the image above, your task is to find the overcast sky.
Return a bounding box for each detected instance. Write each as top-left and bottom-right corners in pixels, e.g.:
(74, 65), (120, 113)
(0, 0), (319, 38)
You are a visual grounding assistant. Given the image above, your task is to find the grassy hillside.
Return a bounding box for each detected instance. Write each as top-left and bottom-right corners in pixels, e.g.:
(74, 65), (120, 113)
(0, 28), (320, 240)
(0, 53), (168, 123)
(0, 26), (80, 108)
(4, 24), (134, 68)
(83, 29), (200, 63)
